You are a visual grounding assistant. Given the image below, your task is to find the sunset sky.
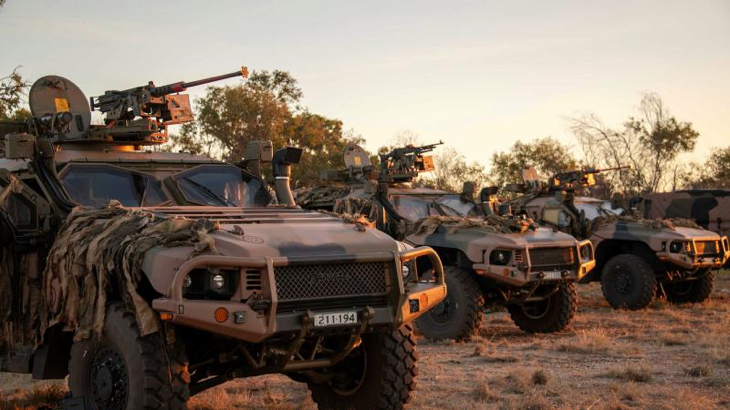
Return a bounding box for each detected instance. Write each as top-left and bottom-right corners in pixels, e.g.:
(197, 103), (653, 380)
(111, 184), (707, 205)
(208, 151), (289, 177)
(1, 0), (728, 167)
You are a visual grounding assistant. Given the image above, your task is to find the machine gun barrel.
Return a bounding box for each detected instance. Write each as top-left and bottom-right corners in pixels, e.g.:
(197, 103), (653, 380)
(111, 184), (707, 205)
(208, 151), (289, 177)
(90, 67), (249, 112)
(150, 67), (249, 97)
(583, 165), (631, 174)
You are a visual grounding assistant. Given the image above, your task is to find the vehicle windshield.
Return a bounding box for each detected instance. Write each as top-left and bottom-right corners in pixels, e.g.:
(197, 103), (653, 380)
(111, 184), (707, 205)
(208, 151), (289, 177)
(60, 163), (271, 208)
(390, 194), (481, 221)
(173, 165), (271, 207)
(575, 201), (624, 220)
(61, 164), (169, 207)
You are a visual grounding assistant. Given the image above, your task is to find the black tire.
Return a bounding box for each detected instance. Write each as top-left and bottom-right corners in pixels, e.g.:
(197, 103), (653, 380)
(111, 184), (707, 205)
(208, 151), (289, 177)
(666, 271), (715, 304)
(414, 266), (484, 342)
(307, 325), (418, 410)
(68, 303), (190, 409)
(507, 282), (577, 333)
(601, 254), (657, 310)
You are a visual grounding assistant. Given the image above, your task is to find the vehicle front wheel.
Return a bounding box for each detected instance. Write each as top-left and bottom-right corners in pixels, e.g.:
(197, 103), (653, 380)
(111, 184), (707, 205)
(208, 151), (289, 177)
(601, 254), (657, 310)
(666, 270), (715, 304)
(507, 282), (577, 333)
(68, 303), (190, 410)
(307, 325), (418, 410)
(414, 266), (484, 341)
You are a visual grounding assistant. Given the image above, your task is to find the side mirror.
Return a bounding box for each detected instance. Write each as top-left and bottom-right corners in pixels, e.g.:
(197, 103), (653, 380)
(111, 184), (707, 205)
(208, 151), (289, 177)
(4, 134), (36, 160)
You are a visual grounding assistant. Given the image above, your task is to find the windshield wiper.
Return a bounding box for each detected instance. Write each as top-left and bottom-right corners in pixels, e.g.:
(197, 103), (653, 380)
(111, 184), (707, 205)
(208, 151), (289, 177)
(182, 177), (238, 207)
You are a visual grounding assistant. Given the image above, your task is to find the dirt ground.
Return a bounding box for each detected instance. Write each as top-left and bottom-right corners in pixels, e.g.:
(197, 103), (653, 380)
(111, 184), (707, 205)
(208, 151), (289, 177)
(2, 273), (730, 409)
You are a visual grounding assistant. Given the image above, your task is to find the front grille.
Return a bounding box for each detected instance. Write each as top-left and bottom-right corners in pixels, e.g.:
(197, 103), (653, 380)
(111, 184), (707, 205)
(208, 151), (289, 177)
(695, 241), (719, 256)
(277, 295), (389, 313)
(274, 261), (389, 304)
(529, 247), (575, 270)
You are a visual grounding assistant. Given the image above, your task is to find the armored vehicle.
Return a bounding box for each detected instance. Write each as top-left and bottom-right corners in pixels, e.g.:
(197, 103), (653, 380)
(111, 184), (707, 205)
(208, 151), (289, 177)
(0, 70), (447, 409)
(635, 190), (730, 238)
(507, 168), (730, 310)
(297, 144), (596, 340)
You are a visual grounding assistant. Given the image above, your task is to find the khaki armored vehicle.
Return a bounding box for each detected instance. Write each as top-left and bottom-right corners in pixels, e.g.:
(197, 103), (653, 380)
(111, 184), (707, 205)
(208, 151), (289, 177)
(0, 71), (447, 409)
(297, 144), (596, 341)
(507, 168), (730, 310)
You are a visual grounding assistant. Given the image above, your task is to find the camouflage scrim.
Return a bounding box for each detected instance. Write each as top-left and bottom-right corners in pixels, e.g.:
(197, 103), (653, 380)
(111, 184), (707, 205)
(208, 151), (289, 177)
(588, 215), (701, 236)
(404, 215), (538, 237)
(33, 202), (220, 346)
(333, 197), (381, 223)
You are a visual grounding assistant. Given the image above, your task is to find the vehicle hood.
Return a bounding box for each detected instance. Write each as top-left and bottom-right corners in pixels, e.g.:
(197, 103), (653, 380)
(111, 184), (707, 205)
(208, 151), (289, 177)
(141, 207), (398, 293)
(590, 221), (721, 241)
(405, 223), (580, 264)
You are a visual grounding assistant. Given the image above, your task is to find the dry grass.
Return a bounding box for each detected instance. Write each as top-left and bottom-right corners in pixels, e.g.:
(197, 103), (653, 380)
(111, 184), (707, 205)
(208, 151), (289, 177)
(3, 272), (730, 409)
(0, 383), (66, 410)
(605, 364), (654, 383)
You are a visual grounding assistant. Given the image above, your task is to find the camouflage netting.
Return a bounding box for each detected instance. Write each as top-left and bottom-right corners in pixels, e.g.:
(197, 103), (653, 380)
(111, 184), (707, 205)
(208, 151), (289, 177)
(34, 202), (220, 346)
(589, 215), (701, 234)
(333, 197), (381, 223)
(295, 186), (351, 208)
(404, 215), (538, 237)
(317, 210), (375, 232)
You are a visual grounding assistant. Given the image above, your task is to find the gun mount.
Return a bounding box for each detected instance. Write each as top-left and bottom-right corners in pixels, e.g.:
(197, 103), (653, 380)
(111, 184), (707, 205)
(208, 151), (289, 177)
(18, 67), (248, 146)
(549, 166), (630, 192)
(378, 141), (442, 183)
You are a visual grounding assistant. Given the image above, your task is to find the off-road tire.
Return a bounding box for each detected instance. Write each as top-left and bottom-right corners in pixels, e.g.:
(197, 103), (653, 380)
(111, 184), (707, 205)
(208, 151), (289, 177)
(666, 271), (715, 304)
(601, 254), (657, 310)
(68, 303), (190, 409)
(307, 325), (418, 410)
(507, 282), (577, 333)
(414, 266), (484, 342)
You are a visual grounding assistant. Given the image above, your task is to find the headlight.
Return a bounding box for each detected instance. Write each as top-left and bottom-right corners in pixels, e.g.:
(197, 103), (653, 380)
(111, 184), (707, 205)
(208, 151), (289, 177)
(211, 274), (226, 290)
(402, 264), (411, 278)
(580, 245), (592, 261)
(669, 242), (685, 253)
(183, 276), (192, 288)
(489, 250), (512, 265)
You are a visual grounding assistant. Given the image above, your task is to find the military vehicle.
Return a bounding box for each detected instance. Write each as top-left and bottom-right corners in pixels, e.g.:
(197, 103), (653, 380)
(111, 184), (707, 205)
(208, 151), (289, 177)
(506, 167), (730, 310)
(0, 69), (448, 409)
(297, 144), (596, 340)
(634, 190), (730, 238)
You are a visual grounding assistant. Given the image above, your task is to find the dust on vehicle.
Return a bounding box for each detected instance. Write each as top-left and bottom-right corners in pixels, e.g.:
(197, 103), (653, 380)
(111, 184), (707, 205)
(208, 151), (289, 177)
(507, 167), (730, 310)
(0, 69), (447, 409)
(297, 143), (596, 341)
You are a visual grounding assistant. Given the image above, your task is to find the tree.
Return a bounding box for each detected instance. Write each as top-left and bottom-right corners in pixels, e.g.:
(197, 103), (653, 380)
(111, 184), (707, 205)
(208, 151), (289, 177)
(571, 92), (699, 195)
(683, 147), (730, 189)
(489, 137), (578, 188)
(169, 70), (363, 186)
(0, 68), (30, 121)
(419, 148), (490, 193)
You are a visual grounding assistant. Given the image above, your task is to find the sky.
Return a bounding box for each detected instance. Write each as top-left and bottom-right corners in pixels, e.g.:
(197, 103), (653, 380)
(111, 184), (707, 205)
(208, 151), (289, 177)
(1, 0), (728, 168)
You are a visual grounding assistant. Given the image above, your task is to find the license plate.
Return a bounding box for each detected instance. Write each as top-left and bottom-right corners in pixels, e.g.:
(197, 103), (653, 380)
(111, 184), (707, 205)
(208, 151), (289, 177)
(543, 271), (563, 280)
(313, 311), (358, 327)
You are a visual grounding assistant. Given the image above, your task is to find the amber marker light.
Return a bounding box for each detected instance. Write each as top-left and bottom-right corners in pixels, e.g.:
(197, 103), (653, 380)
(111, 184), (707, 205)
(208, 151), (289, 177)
(160, 313), (173, 321)
(214, 307), (229, 323)
(420, 293), (429, 308)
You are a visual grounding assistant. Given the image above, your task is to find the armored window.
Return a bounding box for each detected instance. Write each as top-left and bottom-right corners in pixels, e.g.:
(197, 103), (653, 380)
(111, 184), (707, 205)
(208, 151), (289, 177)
(60, 164), (169, 208)
(172, 165), (271, 207)
(5, 193), (36, 230)
(390, 195), (434, 221)
(435, 195), (481, 217)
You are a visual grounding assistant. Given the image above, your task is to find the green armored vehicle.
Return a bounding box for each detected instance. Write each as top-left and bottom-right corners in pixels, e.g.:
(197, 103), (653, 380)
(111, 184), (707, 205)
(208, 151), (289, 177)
(0, 70), (447, 409)
(507, 168), (730, 310)
(297, 144), (596, 340)
(634, 190), (730, 238)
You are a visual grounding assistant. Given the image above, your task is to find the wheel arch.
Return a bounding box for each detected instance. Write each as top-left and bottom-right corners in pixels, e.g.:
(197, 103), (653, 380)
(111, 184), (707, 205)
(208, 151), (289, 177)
(590, 240), (662, 281)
